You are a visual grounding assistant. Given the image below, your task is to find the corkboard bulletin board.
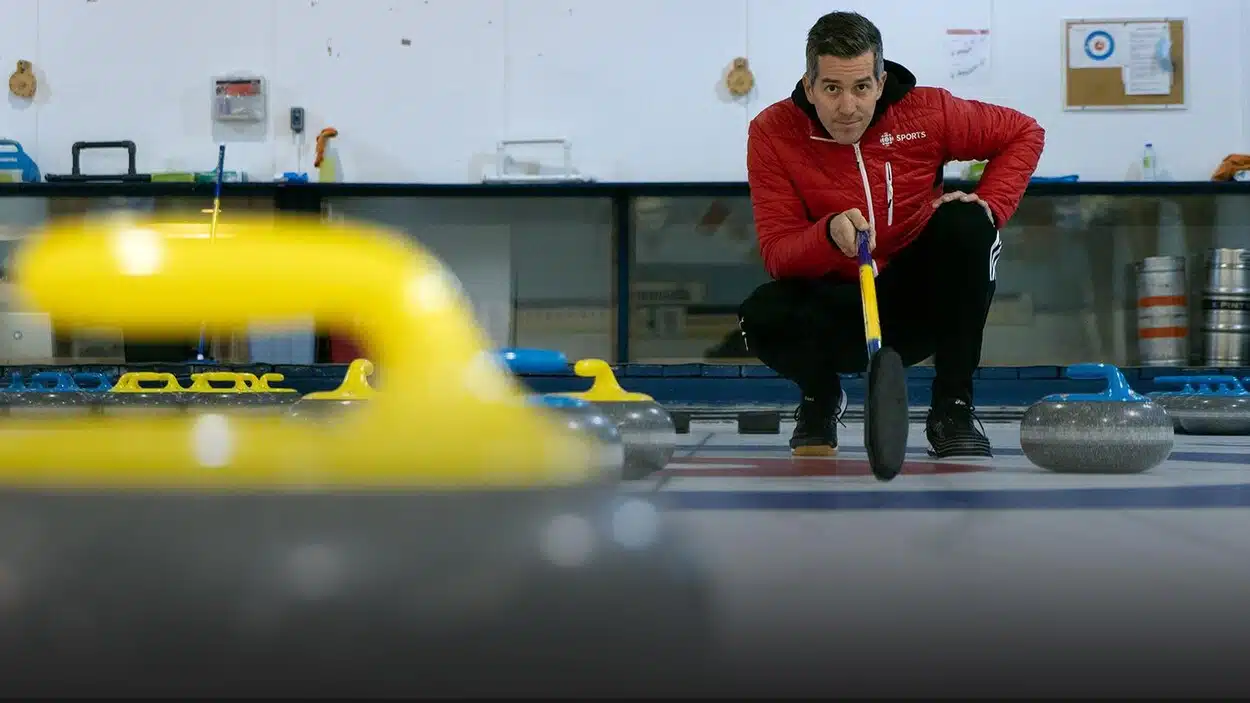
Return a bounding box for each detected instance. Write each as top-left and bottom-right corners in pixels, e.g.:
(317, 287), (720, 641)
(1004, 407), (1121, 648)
(1062, 18), (1186, 110)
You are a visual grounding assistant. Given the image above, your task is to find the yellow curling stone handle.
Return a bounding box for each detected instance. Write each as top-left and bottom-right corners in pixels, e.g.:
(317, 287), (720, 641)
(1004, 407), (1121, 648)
(256, 373), (297, 393)
(0, 213), (598, 490)
(556, 358), (654, 403)
(303, 358), (376, 400)
(189, 371), (254, 392)
(111, 372), (185, 393)
(236, 372), (298, 393)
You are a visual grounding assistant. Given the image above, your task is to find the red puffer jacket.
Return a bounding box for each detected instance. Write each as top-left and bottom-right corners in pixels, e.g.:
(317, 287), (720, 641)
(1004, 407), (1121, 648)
(747, 60), (1045, 281)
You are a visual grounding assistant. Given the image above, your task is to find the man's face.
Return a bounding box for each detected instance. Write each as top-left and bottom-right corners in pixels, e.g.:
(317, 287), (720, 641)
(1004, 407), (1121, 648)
(803, 52), (885, 145)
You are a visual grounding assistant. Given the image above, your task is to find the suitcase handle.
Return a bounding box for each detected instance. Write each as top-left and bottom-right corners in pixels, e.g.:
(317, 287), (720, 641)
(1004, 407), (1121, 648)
(70, 140), (137, 176)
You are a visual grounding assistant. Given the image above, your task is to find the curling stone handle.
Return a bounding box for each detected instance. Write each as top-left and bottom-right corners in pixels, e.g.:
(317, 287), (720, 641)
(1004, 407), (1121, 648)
(72, 372), (111, 392)
(9, 218), (491, 406)
(1057, 363), (1142, 402)
(576, 358), (628, 399)
(29, 371), (79, 392)
(1064, 362), (1121, 383)
(237, 372), (297, 394)
(111, 372), (183, 392)
(337, 359), (375, 395)
(302, 358), (376, 401)
(1154, 375), (1246, 394)
(498, 347), (569, 374)
(1, 214), (599, 488)
(111, 372), (137, 392)
(190, 372), (251, 391)
(257, 372), (297, 393)
(3, 372), (24, 392)
(566, 358), (654, 403)
(122, 372), (185, 392)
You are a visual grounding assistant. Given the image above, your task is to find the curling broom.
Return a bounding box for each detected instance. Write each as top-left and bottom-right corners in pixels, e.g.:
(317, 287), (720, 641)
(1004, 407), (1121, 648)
(856, 229), (910, 481)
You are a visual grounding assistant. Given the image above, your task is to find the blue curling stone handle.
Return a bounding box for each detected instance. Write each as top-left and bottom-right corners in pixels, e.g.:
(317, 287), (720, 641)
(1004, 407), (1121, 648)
(0, 372), (25, 393)
(498, 347), (569, 374)
(528, 394), (590, 409)
(27, 371), (79, 393)
(1041, 363), (1145, 402)
(73, 372), (112, 392)
(1154, 375), (1247, 396)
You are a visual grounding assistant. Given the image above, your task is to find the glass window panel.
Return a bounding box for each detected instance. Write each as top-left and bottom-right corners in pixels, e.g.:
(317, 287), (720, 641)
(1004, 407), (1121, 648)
(996, 192), (1250, 367)
(629, 195), (765, 363)
(325, 196), (616, 363)
(627, 191), (1250, 369)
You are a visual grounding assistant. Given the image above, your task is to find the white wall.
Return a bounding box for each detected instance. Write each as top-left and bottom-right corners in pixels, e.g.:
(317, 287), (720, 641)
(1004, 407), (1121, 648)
(1243, 5), (1250, 153)
(0, 0), (1243, 183)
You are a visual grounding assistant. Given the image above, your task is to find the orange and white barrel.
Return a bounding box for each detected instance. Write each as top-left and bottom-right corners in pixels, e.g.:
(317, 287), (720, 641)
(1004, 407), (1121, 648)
(1136, 255), (1189, 366)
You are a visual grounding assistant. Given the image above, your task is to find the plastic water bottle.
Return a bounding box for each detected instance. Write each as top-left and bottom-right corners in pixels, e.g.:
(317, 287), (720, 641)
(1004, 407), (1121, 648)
(1142, 143), (1158, 181)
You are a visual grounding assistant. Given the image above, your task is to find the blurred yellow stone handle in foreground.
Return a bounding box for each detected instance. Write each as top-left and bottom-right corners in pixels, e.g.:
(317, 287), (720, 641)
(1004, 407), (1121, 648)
(1, 214), (596, 490)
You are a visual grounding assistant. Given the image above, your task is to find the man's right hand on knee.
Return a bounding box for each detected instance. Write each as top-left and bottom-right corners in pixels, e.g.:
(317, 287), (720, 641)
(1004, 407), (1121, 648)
(827, 209), (874, 258)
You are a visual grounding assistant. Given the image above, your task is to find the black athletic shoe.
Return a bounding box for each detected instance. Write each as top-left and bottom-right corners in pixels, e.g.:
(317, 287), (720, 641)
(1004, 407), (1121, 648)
(925, 397), (993, 458)
(790, 389), (848, 456)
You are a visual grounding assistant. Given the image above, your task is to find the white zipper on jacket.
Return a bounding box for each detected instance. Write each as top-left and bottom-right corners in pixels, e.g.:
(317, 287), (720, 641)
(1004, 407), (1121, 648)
(810, 134), (882, 236)
(851, 143), (876, 233)
(884, 161), (894, 227)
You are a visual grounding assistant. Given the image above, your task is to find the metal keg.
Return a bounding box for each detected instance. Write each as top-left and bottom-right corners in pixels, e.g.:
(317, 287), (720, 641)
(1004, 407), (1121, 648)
(1202, 248), (1250, 366)
(1135, 255), (1189, 366)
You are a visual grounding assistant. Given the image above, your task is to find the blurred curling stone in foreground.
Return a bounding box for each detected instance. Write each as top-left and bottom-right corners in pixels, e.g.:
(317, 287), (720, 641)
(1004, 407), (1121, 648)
(0, 213), (715, 697)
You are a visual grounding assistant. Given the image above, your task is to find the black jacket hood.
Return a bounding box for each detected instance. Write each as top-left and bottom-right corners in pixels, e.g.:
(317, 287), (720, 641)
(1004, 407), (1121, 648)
(791, 59), (917, 138)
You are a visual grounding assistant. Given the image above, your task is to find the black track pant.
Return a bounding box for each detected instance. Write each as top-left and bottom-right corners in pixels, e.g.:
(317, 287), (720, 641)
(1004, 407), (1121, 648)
(738, 200), (1001, 406)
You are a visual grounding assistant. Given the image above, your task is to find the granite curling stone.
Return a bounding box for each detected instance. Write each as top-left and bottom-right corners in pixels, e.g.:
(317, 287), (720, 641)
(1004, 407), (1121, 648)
(9, 371), (98, 417)
(1148, 375), (1250, 435)
(552, 359), (677, 481)
(529, 394), (626, 480)
(1020, 362), (1173, 474)
(0, 212), (719, 697)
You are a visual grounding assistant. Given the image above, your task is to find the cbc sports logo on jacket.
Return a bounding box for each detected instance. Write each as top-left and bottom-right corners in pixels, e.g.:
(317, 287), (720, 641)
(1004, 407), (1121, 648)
(879, 131), (926, 147)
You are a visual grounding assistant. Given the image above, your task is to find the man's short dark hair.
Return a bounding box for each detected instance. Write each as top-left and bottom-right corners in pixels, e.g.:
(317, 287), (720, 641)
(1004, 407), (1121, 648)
(806, 11), (885, 82)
